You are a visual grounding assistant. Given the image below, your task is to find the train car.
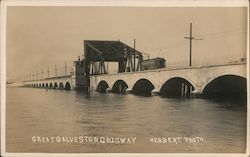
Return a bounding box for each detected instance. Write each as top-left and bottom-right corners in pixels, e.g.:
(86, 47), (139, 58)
(142, 57), (166, 70)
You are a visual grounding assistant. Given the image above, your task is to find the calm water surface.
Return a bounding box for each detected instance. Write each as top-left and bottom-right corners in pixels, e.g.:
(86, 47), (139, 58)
(6, 87), (247, 153)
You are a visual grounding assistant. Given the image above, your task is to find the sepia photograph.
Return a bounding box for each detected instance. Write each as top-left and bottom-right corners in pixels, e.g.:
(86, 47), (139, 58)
(1, 0), (249, 156)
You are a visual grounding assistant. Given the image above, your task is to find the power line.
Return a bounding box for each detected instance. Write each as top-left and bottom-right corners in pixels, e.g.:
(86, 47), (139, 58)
(140, 27), (246, 53)
(196, 27), (246, 38)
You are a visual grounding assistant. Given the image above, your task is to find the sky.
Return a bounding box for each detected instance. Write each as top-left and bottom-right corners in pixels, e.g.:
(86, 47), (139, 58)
(6, 6), (247, 81)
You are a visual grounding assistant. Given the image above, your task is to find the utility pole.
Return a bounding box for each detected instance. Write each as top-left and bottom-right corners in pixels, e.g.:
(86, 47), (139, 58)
(133, 38), (136, 72)
(55, 64), (57, 77)
(41, 69), (43, 80)
(64, 61), (67, 75)
(184, 23), (203, 67)
(47, 65), (50, 78)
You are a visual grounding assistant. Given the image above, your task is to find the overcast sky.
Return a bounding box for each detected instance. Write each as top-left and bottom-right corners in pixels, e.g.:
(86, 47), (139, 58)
(6, 7), (247, 81)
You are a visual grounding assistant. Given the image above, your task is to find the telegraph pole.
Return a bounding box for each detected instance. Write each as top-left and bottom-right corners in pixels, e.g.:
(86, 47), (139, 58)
(184, 23), (202, 67)
(47, 65), (50, 78)
(133, 38), (136, 72)
(41, 69), (43, 80)
(55, 64), (57, 77)
(64, 61), (67, 75)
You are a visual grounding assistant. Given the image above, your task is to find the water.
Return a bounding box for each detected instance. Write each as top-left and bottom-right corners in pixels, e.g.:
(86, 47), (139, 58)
(6, 87), (247, 153)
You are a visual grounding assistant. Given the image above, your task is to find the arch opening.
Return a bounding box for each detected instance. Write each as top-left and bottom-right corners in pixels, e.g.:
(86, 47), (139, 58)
(97, 81), (109, 93)
(65, 82), (71, 90)
(59, 82), (64, 90)
(49, 83), (53, 89)
(54, 83), (58, 89)
(45, 83), (49, 88)
(160, 77), (194, 98)
(112, 80), (128, 94)
(42, 83), (45, 88)
(203, 75), (247, 101)
(132, 79), (155, 96)
(39, 83), (41, 88)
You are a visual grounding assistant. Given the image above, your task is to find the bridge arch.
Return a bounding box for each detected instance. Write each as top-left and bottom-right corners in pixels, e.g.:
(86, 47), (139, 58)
(202, 74), (247, 100)
(65, 82), (71, 90)
(59, 82), (64, 90)
(160, 77), (195, 98)
(54, 82), (58, 89)
(132, 78), (155, 95)
(97, 80), (109, 93)
(111, 80), (128, 93)
(49, 83), (53, 88)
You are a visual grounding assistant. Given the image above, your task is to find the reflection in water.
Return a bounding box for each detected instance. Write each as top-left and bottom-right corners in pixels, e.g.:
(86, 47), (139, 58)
(6, 87), (246, 153)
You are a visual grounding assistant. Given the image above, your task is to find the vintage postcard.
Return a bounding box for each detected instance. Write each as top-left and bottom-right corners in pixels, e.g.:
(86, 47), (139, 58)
(1, 0), (249, 156)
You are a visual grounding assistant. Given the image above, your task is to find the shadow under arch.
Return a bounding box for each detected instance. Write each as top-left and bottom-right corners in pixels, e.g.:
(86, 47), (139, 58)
(59, 82), (64, 90)
(111, 80), (128, 94)
(132, 78), (155, 96)
(54, 82), (58, 89)
(203, 75), (246, 101)
(49, 83), (53, 89)
(65, 82), (71, 90)
(97, 80), (109, 93)
(160, 77), (194, 98)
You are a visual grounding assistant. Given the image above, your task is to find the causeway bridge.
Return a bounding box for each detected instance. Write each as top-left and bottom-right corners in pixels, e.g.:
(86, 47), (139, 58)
(24, 62), (247, 98)
(90, 62), (246, 96)
(24, 75), (73, 90)
(23, 40), (247, 98)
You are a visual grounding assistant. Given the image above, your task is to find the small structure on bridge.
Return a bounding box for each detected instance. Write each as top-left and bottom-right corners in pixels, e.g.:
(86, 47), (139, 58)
(73, 58), (89, 90)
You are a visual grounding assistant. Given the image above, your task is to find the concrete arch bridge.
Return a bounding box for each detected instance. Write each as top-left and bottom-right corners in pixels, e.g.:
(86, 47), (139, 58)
(90, 63), (247, 98)
(24, 75), (74, 90)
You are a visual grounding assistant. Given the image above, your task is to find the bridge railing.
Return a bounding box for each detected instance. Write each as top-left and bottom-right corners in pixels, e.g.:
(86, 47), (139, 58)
(166, 55), (246, 69)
